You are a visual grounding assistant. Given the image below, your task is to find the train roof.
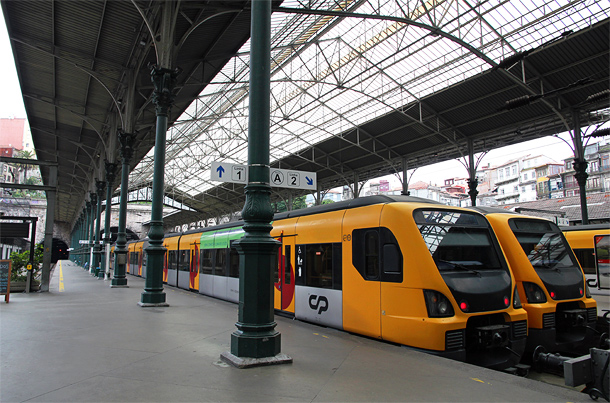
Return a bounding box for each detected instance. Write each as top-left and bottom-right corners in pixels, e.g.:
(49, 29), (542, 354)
(560, 224), (610, 232)
(465, 206), (518, 216)
(167, 195), (444, 237)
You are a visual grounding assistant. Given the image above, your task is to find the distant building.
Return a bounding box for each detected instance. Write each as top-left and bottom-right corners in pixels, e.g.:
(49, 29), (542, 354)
(561, 141), (610, 197)
(499, 191), (610, 225)
(535, 162), (564, 199)
(494, 155), (558, 204)
(0, 117), (28, 149)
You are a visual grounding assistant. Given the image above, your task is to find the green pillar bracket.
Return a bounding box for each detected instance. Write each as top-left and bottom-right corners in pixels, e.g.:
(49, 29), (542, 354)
(94, 180), (106, 278)
(112, 130), (135, 288)
(139, 65), (179, 307)
(220, 0), (291, 369)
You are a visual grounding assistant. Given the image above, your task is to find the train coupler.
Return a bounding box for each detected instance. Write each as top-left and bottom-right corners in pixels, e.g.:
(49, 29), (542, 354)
(564, 348), (610, 402)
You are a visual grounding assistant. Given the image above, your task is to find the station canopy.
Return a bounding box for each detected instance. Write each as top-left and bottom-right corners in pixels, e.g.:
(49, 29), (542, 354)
(134, 0), (608, 229)
(5, 0), (609, 230)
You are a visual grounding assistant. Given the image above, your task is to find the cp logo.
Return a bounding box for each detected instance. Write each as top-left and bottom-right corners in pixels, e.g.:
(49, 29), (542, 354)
(309, 294), (329, 314)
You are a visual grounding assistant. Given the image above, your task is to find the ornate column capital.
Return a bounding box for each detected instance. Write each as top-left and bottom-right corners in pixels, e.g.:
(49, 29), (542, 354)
(150, 65), (179, 116)
(95, 180), (106, 197)
(118, 130), (136, 162)
(105, 161), (117, 185)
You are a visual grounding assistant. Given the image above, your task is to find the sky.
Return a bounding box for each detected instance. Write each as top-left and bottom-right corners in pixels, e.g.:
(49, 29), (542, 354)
(0, 7), (599, 187)
(0, 6), (26, 119)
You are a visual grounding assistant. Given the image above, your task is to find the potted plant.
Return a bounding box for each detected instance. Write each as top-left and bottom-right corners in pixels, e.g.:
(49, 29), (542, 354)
(9, 244), (43, 292)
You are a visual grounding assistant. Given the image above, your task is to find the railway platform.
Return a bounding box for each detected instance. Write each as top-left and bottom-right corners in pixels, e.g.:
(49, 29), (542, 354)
(0, 260), (595, 402)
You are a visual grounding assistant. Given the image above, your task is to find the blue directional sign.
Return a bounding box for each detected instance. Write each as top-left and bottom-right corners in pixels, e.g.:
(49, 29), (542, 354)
(211, 162), (316, 190)
(270, 168), (316, 190)
(210, 161), (247, 184)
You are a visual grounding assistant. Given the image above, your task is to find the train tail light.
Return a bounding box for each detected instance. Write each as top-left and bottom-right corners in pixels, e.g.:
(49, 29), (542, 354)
(585, 282), (591, 298)
(513, 287), (522, 309)
(523, 282), (547, 303)
(423, 290), (455, 318)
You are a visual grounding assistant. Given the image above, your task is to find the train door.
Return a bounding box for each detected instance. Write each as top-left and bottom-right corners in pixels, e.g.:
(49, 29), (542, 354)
(274, 233), (296, 313)
(190, 243), (199, 290)
(595, 234), (610, 290)
(177, 249), (190, 290)
(141, 240), (148, 279)
(341, 205), (383, 339)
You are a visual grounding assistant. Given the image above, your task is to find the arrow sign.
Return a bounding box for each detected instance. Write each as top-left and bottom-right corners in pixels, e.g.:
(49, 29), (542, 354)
(211, 161), (247, 184)
(211, 161), (316, 190)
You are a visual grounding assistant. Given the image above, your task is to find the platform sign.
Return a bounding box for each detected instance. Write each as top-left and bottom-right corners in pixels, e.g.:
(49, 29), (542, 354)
(211, 162), (316, 190)
(270, 168), (316, 191)
(210, 161), (248, 184)
(0, 260), (11, 303)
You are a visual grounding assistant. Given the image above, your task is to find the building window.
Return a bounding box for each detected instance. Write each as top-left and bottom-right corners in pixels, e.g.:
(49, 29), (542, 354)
(523, 173), (528, 181)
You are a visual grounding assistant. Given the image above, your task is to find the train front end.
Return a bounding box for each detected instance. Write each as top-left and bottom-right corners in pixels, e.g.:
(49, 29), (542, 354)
(485, 214), (597, 354)
(409, 208), (528, 370)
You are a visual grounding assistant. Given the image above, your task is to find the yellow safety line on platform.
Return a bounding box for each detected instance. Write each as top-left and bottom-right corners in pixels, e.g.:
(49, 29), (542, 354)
(59, 261), (65, 292)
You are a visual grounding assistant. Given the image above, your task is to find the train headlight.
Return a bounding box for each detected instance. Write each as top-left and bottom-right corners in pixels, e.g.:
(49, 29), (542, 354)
(513, 287), (522, 309)
(423, 290), (455, 318)
(523, 282), (547, 303)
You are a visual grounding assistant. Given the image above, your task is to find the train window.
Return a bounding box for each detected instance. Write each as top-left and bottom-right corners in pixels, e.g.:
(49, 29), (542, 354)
(274, 246), (280, 283)
(285, 245), (291, 285)
(365, 231), (380, 279)
(573, 248), (596, 274)
(168, 251), (178, 271)
(229, 246), (240, 278)
(509, 218), (579, 270)
(178, 250), (189, 271)
(383, 244), (400, 273)
(416, 210), (502, 272)
(215, 249), (227, 276)
(352, 227), (403, 282)
(200, 249), (213, 274)
(305, 244), (334, 289)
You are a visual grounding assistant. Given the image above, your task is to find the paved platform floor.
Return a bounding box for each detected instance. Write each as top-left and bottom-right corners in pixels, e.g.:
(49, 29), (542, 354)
(0, 260), (593, 402)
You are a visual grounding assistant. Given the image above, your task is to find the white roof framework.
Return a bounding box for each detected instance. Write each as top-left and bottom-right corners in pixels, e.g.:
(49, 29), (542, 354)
(128, 0), (609, 222)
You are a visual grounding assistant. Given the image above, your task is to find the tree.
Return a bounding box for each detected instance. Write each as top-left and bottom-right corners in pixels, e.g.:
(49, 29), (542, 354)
(273, 195), (307, 212)
(14, 149), (35, 184)
(9, 244), (43, 282)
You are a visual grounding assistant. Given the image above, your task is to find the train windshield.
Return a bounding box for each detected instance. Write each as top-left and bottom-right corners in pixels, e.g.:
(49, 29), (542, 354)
(414, 210), (503, 272)
(509, 218), (579, 270)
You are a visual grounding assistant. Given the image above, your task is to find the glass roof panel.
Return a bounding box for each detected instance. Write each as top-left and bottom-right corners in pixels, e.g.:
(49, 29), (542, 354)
(130, 0), (609, 200)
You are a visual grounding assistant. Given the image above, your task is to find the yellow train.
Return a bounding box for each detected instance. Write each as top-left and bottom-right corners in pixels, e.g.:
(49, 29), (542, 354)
(468, 208), (598, 354)
(126, 195), (528, 370)
(562, 224), (610, 289)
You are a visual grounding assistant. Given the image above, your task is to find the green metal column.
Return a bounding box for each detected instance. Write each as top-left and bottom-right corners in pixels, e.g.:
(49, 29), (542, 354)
(220, 0), (291, 368)
(467, 139), (478, 206)
(93, 180), (105, 277)
(112, 130), (135, 288)
(139, 65), (177, 307)
(101, 161), (116, 279)
(88, 193), (96, 273)
(572, 110), (589, 225)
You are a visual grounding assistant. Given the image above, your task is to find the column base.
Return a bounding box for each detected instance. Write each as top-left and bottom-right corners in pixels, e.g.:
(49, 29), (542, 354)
(139, 291), (168, 307)
(230, 329), (281, 359)
(110, 278), (128, 287)
(137, 301), (169, 307)
(220, 351), (292, 369)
